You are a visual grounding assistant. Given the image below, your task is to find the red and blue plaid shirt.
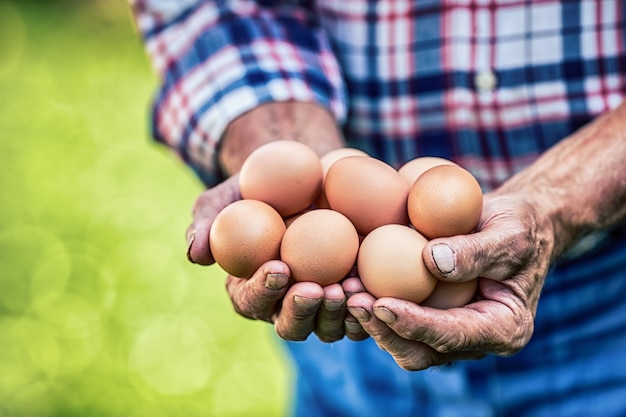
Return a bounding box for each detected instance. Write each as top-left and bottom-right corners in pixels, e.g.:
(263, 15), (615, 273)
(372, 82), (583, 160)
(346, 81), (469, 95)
(131, 0), (625, 191)
(130, 3), (626, 416)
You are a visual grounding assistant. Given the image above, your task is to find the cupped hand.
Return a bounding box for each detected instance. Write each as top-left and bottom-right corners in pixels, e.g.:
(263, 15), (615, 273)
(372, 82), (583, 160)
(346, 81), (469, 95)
(347, 192), (556, 370)
(185, 175), (365, 343)
(186, 174), (242, 266)
(225, 260), (365, 342)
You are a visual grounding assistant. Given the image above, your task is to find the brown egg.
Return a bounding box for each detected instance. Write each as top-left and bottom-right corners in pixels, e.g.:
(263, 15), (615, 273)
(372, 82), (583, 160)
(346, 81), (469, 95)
(209, 199), (286, 279)
(398, 156), (458, 186)
(239, 140), (323, 217)
(421, 279), (478, 309)
(325, 156), (409, 235)
(407, 165), (483, 239)
(321, 148), (369, 173)
(357, 224), (437, 304)
(315, 148), (369, 209)
(280, 209), (360, 286)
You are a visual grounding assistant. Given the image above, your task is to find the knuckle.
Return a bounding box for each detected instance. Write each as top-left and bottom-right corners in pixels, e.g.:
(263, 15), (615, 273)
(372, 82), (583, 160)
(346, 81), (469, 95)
(396, 357), (430, 371)
(492, 309), (534, 356)
(432, 334), (465, 354)
(374, 328), (400, 348)
(509, 313), (534, 354)
(394, 346), (436, 371)
(227, 279), (271, 322)
(231, 300), (254, 320)
(273, 324), (291, 341)
(415, 322), (466, 354)
(230, 292), (258, 320)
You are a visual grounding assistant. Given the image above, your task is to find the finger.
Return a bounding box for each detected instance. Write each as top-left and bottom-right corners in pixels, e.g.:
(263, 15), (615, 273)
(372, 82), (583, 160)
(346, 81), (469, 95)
(187, 220), (214, 265)
(342, 277), (369, 341)
(226, 260), (291, 322)
(423, 222), (533, 283)
(313, 283), (347, 343)
(347, 293), (481, 370)
(274, 282), (324, 341)
(370, 281), (532, 356)
(344, 314), (369, 341)
(341, 276), (365, 297)
(191, 174), (242, 220)
(187, 175), (241, 265)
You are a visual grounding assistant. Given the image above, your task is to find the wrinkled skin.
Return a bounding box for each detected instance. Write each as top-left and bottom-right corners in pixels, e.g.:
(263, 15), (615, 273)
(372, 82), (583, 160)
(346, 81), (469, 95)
(186, 101), (626, 371)
(186, 174), (369, 342)
(186, 181), (555, 368)
(186, 102), (367, 343)
(346, 193), (554, 370)
(341, 99), (626, 370)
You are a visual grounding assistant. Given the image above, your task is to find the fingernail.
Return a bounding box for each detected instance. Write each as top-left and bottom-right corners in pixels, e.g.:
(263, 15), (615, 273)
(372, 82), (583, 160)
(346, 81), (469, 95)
(265, 273), (289, 290)
(323, 299), (344, 312)
(373, 307), (397, 324)
(344, 320), (363, 334)
(186, 231), (196, 263)
(293, 296), (322, 310)
(347, 307), (370, 322)
(432, 243), (455, 274)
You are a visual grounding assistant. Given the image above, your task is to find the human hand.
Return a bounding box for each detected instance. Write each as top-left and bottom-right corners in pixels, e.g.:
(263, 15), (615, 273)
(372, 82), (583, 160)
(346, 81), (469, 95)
(185, 175), (367, 342)
(225, 262), (369, 342)
(185, 101), (362, 342)
(346, 192), (556, 370)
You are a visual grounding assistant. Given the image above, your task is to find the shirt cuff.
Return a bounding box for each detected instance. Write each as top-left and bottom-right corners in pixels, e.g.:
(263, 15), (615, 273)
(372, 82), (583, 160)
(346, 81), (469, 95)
(135, 2), (347, 187)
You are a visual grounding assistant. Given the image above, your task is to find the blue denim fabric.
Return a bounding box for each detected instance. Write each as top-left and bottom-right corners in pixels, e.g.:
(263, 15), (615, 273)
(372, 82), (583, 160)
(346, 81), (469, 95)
(285, 225), (626, 417)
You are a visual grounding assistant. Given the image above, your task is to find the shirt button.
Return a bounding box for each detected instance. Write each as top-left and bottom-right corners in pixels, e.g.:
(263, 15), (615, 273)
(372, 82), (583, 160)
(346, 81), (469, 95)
(474, 69), (497, 92)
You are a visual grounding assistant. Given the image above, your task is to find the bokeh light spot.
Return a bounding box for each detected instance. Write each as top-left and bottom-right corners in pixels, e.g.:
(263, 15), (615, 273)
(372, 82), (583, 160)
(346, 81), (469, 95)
(129, 314), (213, 395)
(30, 244), (71, 306)
(0, 1), (290, 415)
(32, 293), (103, 377)
(0, 317), (59, 399)
(0, 225), (66, 314)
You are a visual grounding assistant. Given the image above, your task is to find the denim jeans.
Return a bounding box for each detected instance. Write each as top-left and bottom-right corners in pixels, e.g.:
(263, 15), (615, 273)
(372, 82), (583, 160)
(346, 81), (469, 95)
(285, 224), (626, 417)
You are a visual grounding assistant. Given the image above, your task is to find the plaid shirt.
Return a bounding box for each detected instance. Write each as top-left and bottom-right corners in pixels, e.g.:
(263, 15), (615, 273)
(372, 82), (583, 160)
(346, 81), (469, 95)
(131, 0), (626, 191)
(131, 3), (626, 416)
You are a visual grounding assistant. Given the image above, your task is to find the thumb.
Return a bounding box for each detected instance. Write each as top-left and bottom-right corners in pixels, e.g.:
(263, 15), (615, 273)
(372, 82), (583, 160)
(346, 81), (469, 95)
(422, 229), (523, 283)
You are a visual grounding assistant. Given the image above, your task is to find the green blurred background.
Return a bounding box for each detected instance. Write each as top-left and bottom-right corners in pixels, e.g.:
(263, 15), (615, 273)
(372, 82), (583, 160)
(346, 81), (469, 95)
(0, 1), (291, 415)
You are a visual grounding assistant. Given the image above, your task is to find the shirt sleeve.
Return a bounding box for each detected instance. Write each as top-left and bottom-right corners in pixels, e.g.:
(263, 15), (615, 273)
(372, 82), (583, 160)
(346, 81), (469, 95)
(129, 0), (348, 187)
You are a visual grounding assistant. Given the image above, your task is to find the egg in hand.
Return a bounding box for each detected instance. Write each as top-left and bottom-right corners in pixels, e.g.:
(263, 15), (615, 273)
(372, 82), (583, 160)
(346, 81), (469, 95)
(325, 156), (409, 236)
(357, 224), (437, 304)
(407, 164), (483, 239)
(209, 199), (285, 279)
(281, 209), (360, 286)
(239, 140), (323, 217)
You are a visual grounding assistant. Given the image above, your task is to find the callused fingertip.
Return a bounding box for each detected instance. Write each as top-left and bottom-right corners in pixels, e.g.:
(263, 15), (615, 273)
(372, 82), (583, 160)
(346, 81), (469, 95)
(323, 298), (345, 312)
(344, 319), (363, 334)
(293, 295), (322, 310)
(347, 306), (371, 322)
(265, 273), (289, 290)
(342, 276), (365, 296)
(373, 306), (397, 325)
(431, 243), (455, 275)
